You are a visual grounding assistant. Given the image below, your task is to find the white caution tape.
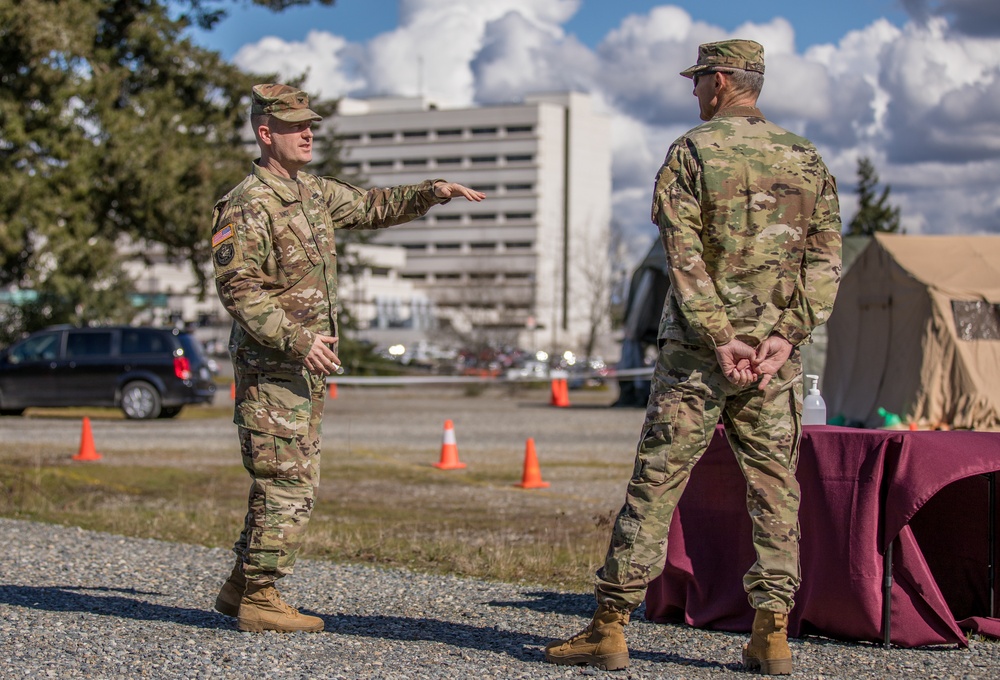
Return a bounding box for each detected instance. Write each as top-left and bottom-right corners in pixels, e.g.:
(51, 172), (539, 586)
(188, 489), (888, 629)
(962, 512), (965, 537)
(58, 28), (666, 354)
(325, 365), (654, 386)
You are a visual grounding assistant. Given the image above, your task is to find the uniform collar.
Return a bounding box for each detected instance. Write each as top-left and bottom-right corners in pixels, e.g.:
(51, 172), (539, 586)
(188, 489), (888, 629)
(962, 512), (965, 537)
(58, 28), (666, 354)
(252, 160), (301, 204)
(714, 105), (764, 119)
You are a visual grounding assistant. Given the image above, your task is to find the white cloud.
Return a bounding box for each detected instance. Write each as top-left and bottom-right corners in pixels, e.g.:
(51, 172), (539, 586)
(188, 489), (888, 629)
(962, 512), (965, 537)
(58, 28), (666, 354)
(232, 31), (363, 99)
(233, 2), (1000, 258)
(472, 12), (598, 104)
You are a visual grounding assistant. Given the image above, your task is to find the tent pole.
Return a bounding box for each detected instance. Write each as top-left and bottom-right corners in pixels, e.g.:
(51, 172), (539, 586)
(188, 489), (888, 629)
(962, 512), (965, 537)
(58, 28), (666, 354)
(882, 539), (893, 649)
(990, 472), (996, 618)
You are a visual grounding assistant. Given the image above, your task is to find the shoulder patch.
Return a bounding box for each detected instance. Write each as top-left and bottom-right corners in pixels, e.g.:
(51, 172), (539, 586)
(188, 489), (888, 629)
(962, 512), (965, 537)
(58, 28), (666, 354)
(215, 243), (235, 266)
(212, 224), (233, 247)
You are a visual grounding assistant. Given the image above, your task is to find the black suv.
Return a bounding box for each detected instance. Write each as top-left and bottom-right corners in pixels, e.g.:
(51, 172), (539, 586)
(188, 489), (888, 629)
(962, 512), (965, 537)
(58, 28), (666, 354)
(0, 325), (217, 419)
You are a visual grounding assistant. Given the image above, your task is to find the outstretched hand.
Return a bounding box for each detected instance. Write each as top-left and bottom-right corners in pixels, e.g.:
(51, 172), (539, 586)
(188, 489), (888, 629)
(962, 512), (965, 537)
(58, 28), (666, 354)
(434, 182), (486, 202)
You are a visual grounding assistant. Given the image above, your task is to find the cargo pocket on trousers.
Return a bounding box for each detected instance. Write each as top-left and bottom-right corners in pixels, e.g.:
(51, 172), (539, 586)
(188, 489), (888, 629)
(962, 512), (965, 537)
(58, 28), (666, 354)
(235, 398), (307, 439)
(634, 389), (684, 484)
(235, 398), (308, 478)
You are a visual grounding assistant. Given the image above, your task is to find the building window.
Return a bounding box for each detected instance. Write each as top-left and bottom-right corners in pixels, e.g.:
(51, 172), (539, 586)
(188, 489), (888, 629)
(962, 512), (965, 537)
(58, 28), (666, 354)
(435, 214), (461, 223)
(471, 126), (498, 136)
(401, 273), (426, 280)
(436, 128), (463, 138)
(470, 184), (497, 193)
(469, 272), (496, 280)
(469, 213), (497, 222)
(368, 131), (394, 141)
(470, 155), (497, 165)
(338, 133), (362, 142)
(505, 212), (533, 221)
(401, 243), (426, 251)
(368, 160), (393, 169)
(505, 154), (533, 163)
(505, 183), (533, 192)
(435, 243), (461, 251)
(435, 273), (461, 280)
(436, 157), (462, 166)
(402, 130), (428, 139)
(505, 272), (531, 280)
(342, 163), (361, 173)
(402, 158), (428, 167)
(370, 267), (390, 277)
(505, 125), (533, 135)
(470, 242), (496, 251)
(505, 241), (533, 250)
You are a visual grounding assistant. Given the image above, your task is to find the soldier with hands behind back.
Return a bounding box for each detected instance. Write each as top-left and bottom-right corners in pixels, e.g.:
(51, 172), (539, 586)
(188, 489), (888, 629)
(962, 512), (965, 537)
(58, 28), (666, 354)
(544, 40), (841, 674)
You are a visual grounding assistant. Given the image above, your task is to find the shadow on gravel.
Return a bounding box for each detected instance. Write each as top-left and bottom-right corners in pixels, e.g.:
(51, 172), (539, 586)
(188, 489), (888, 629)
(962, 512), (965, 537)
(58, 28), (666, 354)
(0, 585), (229, 630)
(322, 612), (735, 672)
(323, 613), (552, 662)
(629, 648), (736, 672)
(485, 590), (594, 615)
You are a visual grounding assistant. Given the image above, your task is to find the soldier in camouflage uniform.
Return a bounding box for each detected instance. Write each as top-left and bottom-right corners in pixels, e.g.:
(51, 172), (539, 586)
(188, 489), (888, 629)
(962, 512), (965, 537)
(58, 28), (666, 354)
(545, 40), (842, 674)
(211, 84), (485, 633)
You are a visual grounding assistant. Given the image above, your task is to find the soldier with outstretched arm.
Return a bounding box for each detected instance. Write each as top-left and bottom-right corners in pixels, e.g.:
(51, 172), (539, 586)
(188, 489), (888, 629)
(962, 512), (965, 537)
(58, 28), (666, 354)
(211, 84), (485, 633)
(544, 40), (842, 674)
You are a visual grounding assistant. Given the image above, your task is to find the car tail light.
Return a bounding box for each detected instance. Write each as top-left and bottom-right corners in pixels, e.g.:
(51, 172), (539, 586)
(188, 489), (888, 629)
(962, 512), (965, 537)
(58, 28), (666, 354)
(173, 356), (191, 380)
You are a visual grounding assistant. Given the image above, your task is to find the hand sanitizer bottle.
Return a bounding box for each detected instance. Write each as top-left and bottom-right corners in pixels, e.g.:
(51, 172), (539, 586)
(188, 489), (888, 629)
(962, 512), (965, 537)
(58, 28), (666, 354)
(802, 374), (827, 426)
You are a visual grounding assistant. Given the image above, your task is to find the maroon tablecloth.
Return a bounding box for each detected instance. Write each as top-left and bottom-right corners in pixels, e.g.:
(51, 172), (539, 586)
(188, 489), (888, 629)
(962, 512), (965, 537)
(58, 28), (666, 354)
(644, 425), (1000, 647)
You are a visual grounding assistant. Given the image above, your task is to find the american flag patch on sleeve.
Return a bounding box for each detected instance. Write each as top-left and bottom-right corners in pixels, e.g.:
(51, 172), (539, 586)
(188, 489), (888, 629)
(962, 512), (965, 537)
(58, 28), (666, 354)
(212, 224), (233, 247)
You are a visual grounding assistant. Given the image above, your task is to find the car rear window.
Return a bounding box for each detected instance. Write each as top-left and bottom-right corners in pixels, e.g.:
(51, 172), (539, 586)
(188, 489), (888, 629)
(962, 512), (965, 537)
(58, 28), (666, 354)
(177, 333), (207, 361)
(122, 329), (174, 355)
(66, 331), (113, 357)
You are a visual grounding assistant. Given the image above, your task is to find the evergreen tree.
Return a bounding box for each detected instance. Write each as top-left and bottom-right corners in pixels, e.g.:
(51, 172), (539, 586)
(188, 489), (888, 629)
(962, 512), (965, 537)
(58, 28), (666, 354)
(848, 156), (902, 236)
(0, 0), (334, 343)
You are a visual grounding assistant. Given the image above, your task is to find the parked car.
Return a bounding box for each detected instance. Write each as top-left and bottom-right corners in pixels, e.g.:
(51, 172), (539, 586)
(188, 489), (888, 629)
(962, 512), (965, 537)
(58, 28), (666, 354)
(0, 325), (217, 419)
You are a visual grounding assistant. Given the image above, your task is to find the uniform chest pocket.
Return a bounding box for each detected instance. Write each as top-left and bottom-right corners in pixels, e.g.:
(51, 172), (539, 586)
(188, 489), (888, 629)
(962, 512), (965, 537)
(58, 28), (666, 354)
(272, 216), (321, 283)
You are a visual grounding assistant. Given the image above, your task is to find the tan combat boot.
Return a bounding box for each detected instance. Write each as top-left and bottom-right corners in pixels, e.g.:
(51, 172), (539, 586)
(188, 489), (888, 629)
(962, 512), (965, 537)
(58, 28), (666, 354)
(237, 582), (324, 633)
(544, 604), (630, 670)
(214, 561), (245, 617)
(741, 609), (793, 675)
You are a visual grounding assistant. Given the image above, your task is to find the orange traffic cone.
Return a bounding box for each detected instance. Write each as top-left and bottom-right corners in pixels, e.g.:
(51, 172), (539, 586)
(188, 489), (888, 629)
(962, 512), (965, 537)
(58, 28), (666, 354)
(433, 419), (466, 470)
(72, 417), (102, 462)
(328, 382), (338, 399)
(551, 378), (570, 408)
(516, 438), (549, 489)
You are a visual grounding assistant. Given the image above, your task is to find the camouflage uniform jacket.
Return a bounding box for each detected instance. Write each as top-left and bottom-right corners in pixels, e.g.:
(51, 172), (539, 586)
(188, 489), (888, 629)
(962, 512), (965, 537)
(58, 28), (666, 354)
(212, 162), (445, 373)
(651, 105), (842, 350)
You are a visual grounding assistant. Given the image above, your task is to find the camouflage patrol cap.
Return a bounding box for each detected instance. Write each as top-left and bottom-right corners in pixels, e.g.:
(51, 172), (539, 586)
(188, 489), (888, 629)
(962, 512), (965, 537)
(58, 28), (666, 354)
(251, 83), (322, 122)
(680, 39), (765, 79)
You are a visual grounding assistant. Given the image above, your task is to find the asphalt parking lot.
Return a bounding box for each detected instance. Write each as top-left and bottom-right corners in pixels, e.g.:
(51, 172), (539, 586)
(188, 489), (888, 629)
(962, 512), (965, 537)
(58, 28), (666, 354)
(0, 384), (647, 491)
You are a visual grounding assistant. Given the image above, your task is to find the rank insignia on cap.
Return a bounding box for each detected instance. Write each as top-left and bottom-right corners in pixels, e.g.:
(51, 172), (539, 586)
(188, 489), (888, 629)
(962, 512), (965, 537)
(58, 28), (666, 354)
(212, 224), (233, 248)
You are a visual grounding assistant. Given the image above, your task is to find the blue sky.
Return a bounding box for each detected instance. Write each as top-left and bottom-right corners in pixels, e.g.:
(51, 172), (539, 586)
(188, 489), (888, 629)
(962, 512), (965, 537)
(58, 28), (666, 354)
(193, 0), (910, 60)
(188, 0), (1000, 252)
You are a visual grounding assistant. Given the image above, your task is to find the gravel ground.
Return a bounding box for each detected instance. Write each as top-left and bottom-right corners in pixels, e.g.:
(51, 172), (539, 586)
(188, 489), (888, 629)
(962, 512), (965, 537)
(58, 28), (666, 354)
(3, 386), (1000, 678)
(3, 518), (998, 679)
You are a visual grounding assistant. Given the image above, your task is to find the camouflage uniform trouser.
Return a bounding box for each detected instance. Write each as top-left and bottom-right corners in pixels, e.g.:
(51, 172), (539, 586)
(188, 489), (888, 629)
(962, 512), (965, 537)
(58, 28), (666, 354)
(231, 367), (326, 585)
(596, 339), (803, 614)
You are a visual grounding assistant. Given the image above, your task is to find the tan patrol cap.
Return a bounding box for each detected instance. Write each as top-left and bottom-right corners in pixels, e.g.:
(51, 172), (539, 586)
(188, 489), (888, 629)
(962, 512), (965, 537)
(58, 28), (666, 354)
(680, 39), (765, 79)
(251, 84), (322, 122)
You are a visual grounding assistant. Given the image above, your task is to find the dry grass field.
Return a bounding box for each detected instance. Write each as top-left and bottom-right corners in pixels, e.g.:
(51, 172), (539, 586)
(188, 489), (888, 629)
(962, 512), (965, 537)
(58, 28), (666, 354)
(0, 384), (647, 590)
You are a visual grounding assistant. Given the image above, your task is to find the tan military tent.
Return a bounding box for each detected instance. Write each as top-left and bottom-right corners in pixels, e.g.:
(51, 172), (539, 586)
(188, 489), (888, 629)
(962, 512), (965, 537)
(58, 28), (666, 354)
(823, 234), (1000, 431)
